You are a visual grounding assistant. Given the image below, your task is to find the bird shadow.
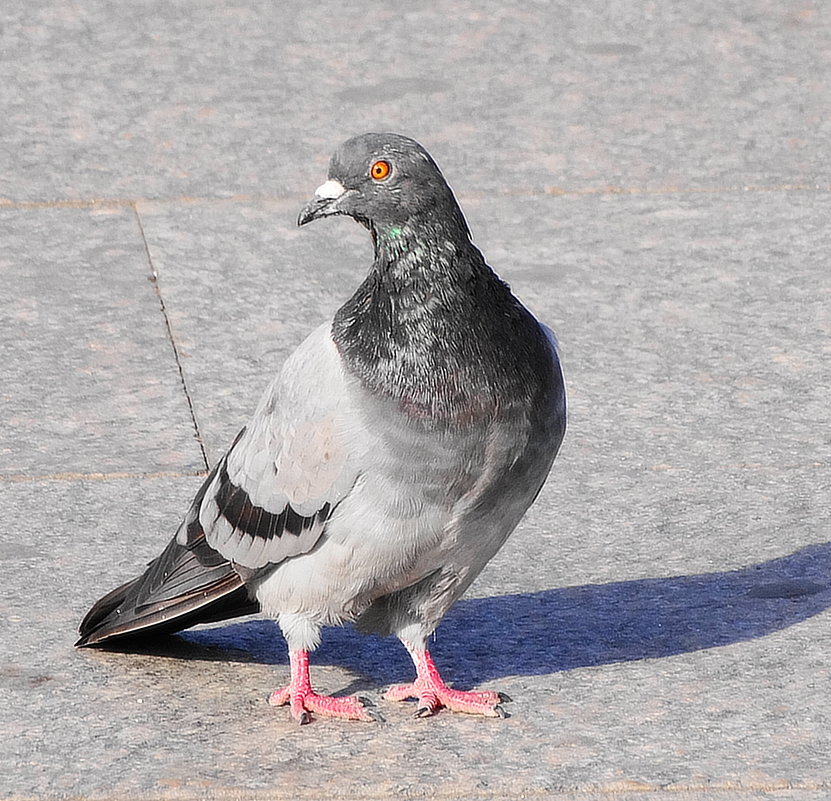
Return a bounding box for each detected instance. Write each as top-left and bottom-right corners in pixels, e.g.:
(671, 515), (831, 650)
(118, 542), (831, 689)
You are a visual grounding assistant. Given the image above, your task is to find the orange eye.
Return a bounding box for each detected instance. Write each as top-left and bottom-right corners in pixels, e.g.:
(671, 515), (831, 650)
(370, 160), (391, 180)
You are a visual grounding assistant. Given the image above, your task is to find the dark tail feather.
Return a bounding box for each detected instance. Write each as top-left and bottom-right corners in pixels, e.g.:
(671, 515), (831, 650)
(76, 527), (260, 648)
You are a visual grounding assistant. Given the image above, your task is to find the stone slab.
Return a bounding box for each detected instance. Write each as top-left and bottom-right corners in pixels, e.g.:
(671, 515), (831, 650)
(1, 471), (830, 799)
(0, 205), (204, 476)
(137, 188), (831, 491)
(466, 189), (831, 475)
(1, 0), (828, 203)
(3, 186), (828, 801)
(12, 186), (817, 798)
(133, 198), (366, 464)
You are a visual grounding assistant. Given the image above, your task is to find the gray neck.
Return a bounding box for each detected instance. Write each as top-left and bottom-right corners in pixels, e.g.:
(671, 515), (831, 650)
(332, 220), (550, 426)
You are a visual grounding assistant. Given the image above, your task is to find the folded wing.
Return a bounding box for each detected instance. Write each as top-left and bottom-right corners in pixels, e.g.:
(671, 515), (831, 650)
(77, 324), (358, 647)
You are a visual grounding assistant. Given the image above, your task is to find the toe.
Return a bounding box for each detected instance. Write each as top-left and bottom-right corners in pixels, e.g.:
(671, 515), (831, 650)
(304, 692), (379, 722)
(267, 687), (290, 707)
(383, 682), (420, 702)
(437, 688), (508, 717)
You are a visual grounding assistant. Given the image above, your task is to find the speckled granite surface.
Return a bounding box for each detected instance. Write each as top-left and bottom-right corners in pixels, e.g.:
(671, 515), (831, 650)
(1, 1), (829, 799)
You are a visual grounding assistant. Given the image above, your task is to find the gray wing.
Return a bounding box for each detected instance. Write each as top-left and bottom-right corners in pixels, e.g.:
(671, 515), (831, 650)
(182, 323), (359, 570)
(77, 324), (359, 647)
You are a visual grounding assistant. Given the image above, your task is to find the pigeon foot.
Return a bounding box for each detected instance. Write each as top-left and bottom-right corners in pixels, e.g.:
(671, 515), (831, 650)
(269, 649), (381, 724)
(268, 685), (380, 724)
(384, 681), (508, 718)
(385, 646), (510, 718)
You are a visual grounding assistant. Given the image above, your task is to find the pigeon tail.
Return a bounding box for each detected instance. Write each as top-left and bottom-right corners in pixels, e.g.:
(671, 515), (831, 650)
(76, 530), (258, 647)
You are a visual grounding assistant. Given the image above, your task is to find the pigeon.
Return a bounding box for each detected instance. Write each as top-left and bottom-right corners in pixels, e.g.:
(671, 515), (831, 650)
(77, 132), (567, 724)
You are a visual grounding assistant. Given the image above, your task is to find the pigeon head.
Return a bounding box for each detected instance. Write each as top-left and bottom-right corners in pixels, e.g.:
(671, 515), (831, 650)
(298, 133), (469, 241)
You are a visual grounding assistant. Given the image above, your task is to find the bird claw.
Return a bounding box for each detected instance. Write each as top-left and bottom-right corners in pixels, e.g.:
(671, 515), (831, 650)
(497, 692), (513, 704)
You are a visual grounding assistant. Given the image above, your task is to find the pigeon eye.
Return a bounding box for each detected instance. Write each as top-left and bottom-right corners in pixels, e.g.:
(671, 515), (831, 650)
(370, 160), (391, 181)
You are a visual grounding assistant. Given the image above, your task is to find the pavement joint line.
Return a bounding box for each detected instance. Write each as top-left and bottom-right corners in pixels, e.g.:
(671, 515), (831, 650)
(132, 202), (210, 472)
(2, 462), (825, 484)
(0, 197), (134, 210)
(0, 470), (208, 483)
(0, 183), (830, 211)
(648, 461), (829, 471)
(10, 778), (827, 801)
(539, 182), (831, 197)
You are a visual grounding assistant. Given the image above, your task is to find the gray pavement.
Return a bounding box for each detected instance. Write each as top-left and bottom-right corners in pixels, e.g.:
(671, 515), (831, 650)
(2, 1), (830, 799)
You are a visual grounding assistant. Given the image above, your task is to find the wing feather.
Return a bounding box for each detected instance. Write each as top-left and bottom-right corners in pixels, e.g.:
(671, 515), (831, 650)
(196, 324), (359, 570)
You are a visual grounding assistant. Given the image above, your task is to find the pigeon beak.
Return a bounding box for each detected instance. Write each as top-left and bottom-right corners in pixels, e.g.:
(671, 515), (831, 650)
(298, 179), (347, 226)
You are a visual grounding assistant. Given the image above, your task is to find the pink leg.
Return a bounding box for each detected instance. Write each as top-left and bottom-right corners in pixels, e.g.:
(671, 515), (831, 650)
(384, 644), (510, 718)
(268, 649), (381, 724)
